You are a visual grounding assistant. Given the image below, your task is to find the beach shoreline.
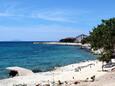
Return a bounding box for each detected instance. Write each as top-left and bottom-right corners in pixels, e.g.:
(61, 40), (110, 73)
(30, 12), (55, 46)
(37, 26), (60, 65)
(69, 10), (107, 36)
(0, 60), (107, 86)
(33, 42), (82, 46)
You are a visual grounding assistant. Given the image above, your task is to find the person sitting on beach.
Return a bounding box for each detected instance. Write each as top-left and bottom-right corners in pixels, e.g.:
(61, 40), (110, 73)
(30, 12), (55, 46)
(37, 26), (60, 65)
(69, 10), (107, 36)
(74, 81), (80, 84)
(90, 75), (95, 82)
(57, 80), (63, 85)
(64, 81), (68, 84)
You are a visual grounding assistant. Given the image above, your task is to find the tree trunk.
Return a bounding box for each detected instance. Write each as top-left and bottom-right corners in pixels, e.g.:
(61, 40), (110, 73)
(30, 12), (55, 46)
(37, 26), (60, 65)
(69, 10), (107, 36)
(102, 61), (104, 71)
(113, 44), (115, 58)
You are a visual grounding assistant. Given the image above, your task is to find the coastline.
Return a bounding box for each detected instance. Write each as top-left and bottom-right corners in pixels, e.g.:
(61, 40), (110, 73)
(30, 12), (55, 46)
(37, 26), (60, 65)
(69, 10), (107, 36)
(33, 42), (82, 46)
(33, 42), (103, 55)
(0, 60), (107, 86)
(33, 42), (102, 55)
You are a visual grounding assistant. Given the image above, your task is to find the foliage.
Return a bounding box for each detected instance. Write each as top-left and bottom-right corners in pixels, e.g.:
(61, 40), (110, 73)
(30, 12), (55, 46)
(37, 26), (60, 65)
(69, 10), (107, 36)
(81, 36), (90, 44)
(59, 37), (76, 42)
(89, 18), (115, 62)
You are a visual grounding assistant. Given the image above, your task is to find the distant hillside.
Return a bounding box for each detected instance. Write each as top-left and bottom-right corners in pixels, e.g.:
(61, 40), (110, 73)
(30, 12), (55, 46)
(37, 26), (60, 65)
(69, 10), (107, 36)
(59, 37), (76, 42)
(59, 34), (87, 43)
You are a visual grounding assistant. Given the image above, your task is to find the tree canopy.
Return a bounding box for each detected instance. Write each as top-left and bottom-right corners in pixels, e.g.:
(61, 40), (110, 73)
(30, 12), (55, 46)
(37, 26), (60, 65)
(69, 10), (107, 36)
(59, 37), (76, 42)
(88, 18), (115, 62)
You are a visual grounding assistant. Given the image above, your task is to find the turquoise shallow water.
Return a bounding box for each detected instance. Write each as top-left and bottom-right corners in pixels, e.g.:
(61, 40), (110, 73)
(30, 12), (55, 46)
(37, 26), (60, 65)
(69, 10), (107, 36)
(0, 42), (96, 79)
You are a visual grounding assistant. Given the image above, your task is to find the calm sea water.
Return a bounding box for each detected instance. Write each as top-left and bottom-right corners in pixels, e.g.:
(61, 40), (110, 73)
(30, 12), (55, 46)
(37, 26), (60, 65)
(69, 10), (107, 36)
(0, 42), (96, 79)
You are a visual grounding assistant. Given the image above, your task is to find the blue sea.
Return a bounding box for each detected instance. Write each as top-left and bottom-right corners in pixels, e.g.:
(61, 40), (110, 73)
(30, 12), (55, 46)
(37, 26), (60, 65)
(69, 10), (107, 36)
(0, 42), (96, 79)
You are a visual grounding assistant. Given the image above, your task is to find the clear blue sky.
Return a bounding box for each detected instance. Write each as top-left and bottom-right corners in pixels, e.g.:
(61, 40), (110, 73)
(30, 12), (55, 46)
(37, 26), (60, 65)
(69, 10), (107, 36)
(0, 0), (115, 41)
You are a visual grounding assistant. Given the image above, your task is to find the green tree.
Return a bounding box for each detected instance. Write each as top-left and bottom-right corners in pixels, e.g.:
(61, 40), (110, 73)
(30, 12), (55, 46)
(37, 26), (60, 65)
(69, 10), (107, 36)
(89, 18), (115, 63)
(81, 36), (90, 44)
(59, 37), (76, 42)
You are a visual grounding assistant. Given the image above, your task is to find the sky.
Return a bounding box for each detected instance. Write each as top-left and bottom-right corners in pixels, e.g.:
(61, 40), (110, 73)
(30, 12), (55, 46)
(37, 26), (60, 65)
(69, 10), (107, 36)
(0, 0), (115, 41)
